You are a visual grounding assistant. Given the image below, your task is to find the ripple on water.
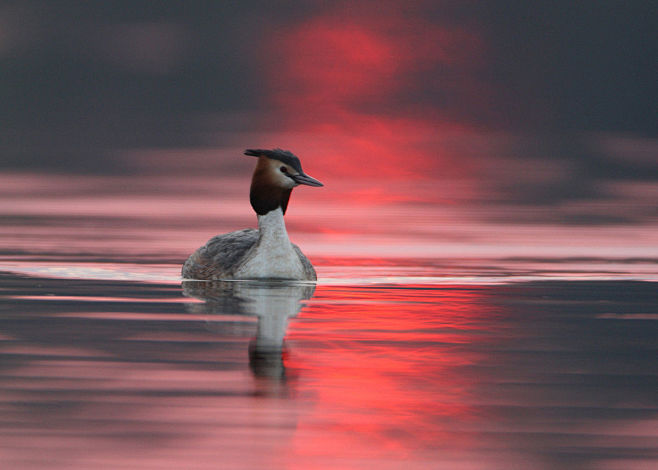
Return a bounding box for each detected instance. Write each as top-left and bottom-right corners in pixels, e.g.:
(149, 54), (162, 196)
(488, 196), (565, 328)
(0, 262), (656, 469)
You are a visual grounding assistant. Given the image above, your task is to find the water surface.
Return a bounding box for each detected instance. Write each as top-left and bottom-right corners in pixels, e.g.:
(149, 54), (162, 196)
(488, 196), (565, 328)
(1, 173), (657, 470)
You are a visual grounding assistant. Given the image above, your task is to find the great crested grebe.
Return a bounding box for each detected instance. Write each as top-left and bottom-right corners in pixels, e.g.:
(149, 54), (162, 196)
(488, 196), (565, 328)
(182, 148), (323, 280)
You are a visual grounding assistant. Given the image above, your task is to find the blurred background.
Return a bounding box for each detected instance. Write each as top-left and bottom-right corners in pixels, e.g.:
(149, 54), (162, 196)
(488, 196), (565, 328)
(1, 0), (657, 262)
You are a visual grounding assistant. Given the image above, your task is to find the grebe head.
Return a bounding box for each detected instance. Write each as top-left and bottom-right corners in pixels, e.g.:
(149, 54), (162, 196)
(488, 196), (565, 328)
(245, 149), (323, 188)
(245, 148), (323, 215)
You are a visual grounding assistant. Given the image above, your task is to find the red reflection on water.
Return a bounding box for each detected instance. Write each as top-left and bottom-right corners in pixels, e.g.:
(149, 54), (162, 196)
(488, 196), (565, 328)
(267, 10), (484, 109)
(261, 7), (488, 184)
(283, 285), (499, 466)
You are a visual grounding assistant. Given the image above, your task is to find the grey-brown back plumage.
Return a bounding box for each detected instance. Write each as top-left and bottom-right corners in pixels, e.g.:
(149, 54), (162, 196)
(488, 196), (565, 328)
(181, 228), (316, 280)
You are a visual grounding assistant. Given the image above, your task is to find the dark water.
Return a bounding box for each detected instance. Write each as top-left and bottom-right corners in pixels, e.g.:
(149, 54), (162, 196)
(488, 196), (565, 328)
(1, 173), (657, 469)
(1, 269), (656, 470)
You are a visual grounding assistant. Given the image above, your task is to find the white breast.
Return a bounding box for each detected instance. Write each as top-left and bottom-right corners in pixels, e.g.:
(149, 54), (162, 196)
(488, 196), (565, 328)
(234, 208), (305, 279)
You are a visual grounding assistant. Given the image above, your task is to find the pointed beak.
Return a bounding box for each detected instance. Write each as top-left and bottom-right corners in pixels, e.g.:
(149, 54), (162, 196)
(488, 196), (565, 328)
(291, 172), (324, 187)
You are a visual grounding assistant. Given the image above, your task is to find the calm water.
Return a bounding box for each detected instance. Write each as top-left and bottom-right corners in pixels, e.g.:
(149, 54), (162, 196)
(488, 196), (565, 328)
(1, 173), (657, 470)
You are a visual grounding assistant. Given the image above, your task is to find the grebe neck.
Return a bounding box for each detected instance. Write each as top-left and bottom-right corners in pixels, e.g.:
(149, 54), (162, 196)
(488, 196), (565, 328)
(257, 207), (291, 246)
(233, 206), (304, 279)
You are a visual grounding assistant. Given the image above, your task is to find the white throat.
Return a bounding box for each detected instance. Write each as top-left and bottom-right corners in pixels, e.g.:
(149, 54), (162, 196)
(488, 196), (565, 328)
(235, 207), (304, 279)
(257, 207), (290, 244)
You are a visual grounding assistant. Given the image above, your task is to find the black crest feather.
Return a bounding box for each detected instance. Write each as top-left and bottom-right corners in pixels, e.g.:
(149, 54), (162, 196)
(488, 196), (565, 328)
(244, 148), (304, 173)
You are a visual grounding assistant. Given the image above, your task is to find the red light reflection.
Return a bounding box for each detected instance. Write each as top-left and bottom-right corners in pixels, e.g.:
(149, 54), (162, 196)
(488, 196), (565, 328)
(282, 284), (500, 466)
(260, 6), (489, 184)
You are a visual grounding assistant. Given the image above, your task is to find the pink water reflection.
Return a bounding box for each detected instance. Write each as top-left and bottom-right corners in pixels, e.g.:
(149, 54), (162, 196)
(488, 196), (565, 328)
(2, 172), (657, 270)
(281, 286), (498, 469)
(0, 281), (504, 469)
(3, 276), (655, 470)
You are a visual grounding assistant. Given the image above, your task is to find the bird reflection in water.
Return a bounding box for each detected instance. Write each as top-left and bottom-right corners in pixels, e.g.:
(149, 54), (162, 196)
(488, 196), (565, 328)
(182, 280), (315, 380)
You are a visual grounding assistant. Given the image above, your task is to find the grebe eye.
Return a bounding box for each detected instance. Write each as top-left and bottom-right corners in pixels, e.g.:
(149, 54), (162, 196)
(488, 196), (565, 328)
(280, 166), (287, 173)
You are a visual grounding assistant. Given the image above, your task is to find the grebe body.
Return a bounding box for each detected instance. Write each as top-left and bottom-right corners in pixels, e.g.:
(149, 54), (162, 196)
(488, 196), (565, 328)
(182, 149), (322, 281)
